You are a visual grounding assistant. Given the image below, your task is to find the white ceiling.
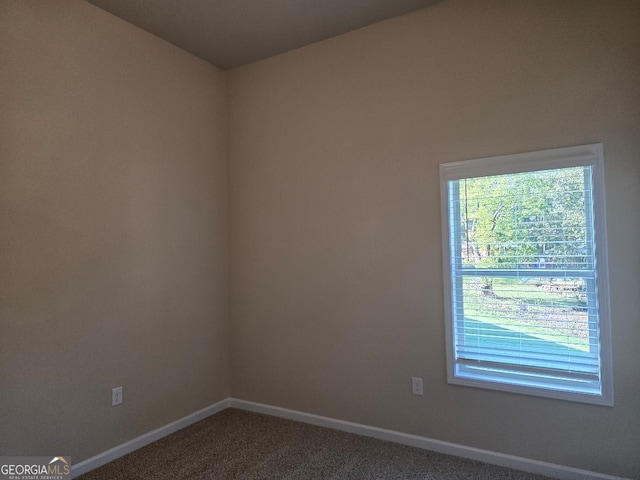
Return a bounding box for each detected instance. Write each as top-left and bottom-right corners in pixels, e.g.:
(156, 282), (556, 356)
(86, 0), (443, 70)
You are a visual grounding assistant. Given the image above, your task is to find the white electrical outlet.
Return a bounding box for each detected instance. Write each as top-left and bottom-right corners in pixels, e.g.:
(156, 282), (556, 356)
(112, 386), (123, 406)
(411, 377), (423, 396)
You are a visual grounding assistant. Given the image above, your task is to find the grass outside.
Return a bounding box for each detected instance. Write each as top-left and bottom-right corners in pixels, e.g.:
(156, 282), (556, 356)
(462, 277), (590, 352)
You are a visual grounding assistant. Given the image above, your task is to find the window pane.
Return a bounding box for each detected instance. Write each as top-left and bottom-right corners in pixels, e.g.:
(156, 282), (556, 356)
(453, 167), (591, 271)
(455, 276), (598, 375)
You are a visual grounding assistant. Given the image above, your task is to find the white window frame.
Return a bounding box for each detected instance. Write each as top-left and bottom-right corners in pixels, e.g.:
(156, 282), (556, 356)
(440, 144), (613, 406)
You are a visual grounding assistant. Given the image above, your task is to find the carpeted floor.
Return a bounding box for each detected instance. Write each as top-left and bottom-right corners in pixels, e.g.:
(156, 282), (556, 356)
(77, 408), (554, 479)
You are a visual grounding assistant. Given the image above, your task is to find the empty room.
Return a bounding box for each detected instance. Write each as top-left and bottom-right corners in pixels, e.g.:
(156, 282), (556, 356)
(1, 0), (639, 479)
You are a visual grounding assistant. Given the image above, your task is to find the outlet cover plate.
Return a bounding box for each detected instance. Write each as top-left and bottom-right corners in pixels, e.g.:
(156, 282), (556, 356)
(112, 386), (123, 406)
(411, 377), (423, 396)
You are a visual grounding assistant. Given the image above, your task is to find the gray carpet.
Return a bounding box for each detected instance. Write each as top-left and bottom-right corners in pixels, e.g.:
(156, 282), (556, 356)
(78, 408), (554, 479)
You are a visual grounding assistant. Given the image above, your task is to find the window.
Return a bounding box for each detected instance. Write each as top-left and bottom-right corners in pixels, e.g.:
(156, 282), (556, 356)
(440, 144), (613, 405)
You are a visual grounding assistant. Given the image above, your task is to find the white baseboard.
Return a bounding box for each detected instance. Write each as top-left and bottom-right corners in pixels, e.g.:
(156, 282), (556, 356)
(71, 398), (230, 478)
(229, 399), (628, 480)
(71, 397), (628, 480)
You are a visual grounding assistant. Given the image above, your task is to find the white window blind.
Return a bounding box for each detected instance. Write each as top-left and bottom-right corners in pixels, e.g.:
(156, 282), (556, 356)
(440, 144), (613, 405)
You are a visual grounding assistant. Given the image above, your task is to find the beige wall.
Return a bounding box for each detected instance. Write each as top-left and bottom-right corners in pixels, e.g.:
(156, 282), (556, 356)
(229, 1), (640, 477)
(2, 0), (639, 477)
(0, 0), (229, 462)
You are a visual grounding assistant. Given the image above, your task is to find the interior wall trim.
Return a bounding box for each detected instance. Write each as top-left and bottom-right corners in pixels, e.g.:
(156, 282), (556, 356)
(70, 398), (230, 478)
(71, 397), (627, 480)
(230, 399), (627, 480)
